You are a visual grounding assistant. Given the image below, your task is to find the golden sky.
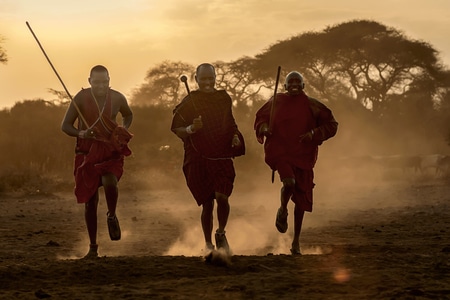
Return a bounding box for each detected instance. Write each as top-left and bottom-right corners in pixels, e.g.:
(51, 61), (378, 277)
(1, 0), (450, 108)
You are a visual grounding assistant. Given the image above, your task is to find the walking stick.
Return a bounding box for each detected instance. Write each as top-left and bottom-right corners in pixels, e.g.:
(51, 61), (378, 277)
(269, 66), (281, 134)
(180, 74), (200, 114)
(180, 75), (191, 97)
(26, 21), (89, 128)
(270, 66), (281, 183)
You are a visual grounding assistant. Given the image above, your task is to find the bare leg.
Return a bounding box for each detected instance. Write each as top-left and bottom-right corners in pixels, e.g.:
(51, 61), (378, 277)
(85, 191), (99, 245)
(215, 192), (230, 233)
(280, 178), (295, 214)
(102, 173), (118, 216)
(292, 204), (305, 252)
(201, 199), (214, 245)
(275, 177), (295, 234)
(214, 192), (231, 252)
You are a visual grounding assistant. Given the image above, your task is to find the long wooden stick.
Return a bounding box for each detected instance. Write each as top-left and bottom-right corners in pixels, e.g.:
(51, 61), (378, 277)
(269, 66), (281, 183)
(26, 21), (88, 127)
(268, 66), (281, 134)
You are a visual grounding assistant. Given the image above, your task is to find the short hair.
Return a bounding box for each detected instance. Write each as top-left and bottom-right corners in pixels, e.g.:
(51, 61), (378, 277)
(90, 65), (109, 77)
(195, 63), (215, 75)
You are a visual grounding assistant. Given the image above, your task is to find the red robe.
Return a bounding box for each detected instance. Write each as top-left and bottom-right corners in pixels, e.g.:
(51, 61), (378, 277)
(73, 89), (133, 203)
(254, 92), (338, 211)
(171, 89), (243, 205)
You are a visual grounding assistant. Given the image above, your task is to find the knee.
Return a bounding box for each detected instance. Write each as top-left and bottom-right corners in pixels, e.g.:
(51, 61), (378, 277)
(102, 174), (118, 189)
(215, 193), (229, 206)
(85, 198), (98, 213)
(282, 177), (295, 190)
(202, 199), (214, 213)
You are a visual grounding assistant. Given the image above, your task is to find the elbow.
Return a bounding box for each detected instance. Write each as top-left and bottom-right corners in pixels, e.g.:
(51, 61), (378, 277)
(61, 122), (71, 135)
(328, 123), (338, 139)
(332, 122), (338, 136)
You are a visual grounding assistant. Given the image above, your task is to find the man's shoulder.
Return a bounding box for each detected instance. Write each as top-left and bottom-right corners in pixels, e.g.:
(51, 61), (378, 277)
(173, 94), (191, 114)
(214, 89), (232, 102)
(191, 89), (230, 95)
(217, 89), (231, 96)
(306, 95), (334, 116)
(191, 89), (232, 102)
(73, 88), (88, 104)
(307, 95), (326, 107)
(74, 88), (88, 97)
(109, 89), (126, 100)
(276, 92), (290, 100)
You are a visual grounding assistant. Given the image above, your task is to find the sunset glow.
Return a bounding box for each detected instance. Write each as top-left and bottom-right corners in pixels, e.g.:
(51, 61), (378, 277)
(1, 0), (450, 108)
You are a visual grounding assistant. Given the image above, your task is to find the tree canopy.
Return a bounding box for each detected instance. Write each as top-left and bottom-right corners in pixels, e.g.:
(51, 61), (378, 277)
(254, 20), (447, 116)
(3, 19), (450, 194)
(0, 35), (7, 64)
(126, 19), (450, 154)
(130, 60), (194, 107)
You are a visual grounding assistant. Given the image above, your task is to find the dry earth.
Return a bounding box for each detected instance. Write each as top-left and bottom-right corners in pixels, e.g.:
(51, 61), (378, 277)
(0, 166), (449, 299)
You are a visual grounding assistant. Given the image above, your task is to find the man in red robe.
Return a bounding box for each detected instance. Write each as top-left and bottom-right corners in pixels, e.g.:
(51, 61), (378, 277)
(254, 71), (338, 255)
(61, 65), (133, 258)
(171, 63), (244, 254)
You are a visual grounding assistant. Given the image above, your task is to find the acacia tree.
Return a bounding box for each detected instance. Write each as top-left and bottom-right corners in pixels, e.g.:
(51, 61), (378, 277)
(131, 59), (269, 112)
(130, 60), (194, 107)
(254, 20), (446, 116)
(253, 20), (450, 153)
(213, 57), (269, 116)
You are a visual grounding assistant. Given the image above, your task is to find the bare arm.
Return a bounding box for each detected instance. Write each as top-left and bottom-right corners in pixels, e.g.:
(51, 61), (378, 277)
(120, 103), (133, 130)
(114, 92), (133, 129)
(61, 100), (81, 137)
(61, 96), (95, 139)
(172, 127), (190, 140)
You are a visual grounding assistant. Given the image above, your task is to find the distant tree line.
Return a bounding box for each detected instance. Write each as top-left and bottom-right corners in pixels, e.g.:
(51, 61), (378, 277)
(1, 19), (450, 193)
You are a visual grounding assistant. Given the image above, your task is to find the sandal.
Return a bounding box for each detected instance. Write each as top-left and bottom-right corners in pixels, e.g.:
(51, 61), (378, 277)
(291, 247), (302, 255)
(275, 207), (288, 233)
(215, 230), (230, 253)
(107, 213), (121, 241)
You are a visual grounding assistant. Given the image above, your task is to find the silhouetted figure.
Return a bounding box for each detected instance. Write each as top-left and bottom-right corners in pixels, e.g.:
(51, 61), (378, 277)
(61, 65), (133, 258)
(254, 71), (337, 255)
(171, 63), (244, 254)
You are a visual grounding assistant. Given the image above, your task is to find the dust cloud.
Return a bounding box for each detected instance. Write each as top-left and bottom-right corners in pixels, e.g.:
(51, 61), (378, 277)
(134, 105), (450, 257)
(50, 103), (450, 258)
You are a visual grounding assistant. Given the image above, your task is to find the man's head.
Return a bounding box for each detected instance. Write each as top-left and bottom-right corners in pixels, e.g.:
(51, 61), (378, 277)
(88, 65), (110, 98)
(284, 71), (305, 96)
(195, 63), (216, 93)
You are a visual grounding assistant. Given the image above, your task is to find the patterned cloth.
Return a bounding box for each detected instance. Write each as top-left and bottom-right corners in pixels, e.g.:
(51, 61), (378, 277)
(73, 88), (133, 203)
(254, 91), (338, 211)
(172, 89), (241, 205)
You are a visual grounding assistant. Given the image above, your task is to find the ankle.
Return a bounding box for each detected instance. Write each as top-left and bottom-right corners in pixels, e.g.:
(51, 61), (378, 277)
(216, 229), (226, 235)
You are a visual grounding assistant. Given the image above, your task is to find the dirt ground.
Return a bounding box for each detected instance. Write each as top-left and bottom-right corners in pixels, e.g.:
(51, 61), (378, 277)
(0, 165), (449, 300)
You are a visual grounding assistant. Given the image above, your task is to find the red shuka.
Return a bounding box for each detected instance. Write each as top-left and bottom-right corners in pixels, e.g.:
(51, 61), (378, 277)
(254, 91), (338, 211)
(73, 89), (132, 203)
